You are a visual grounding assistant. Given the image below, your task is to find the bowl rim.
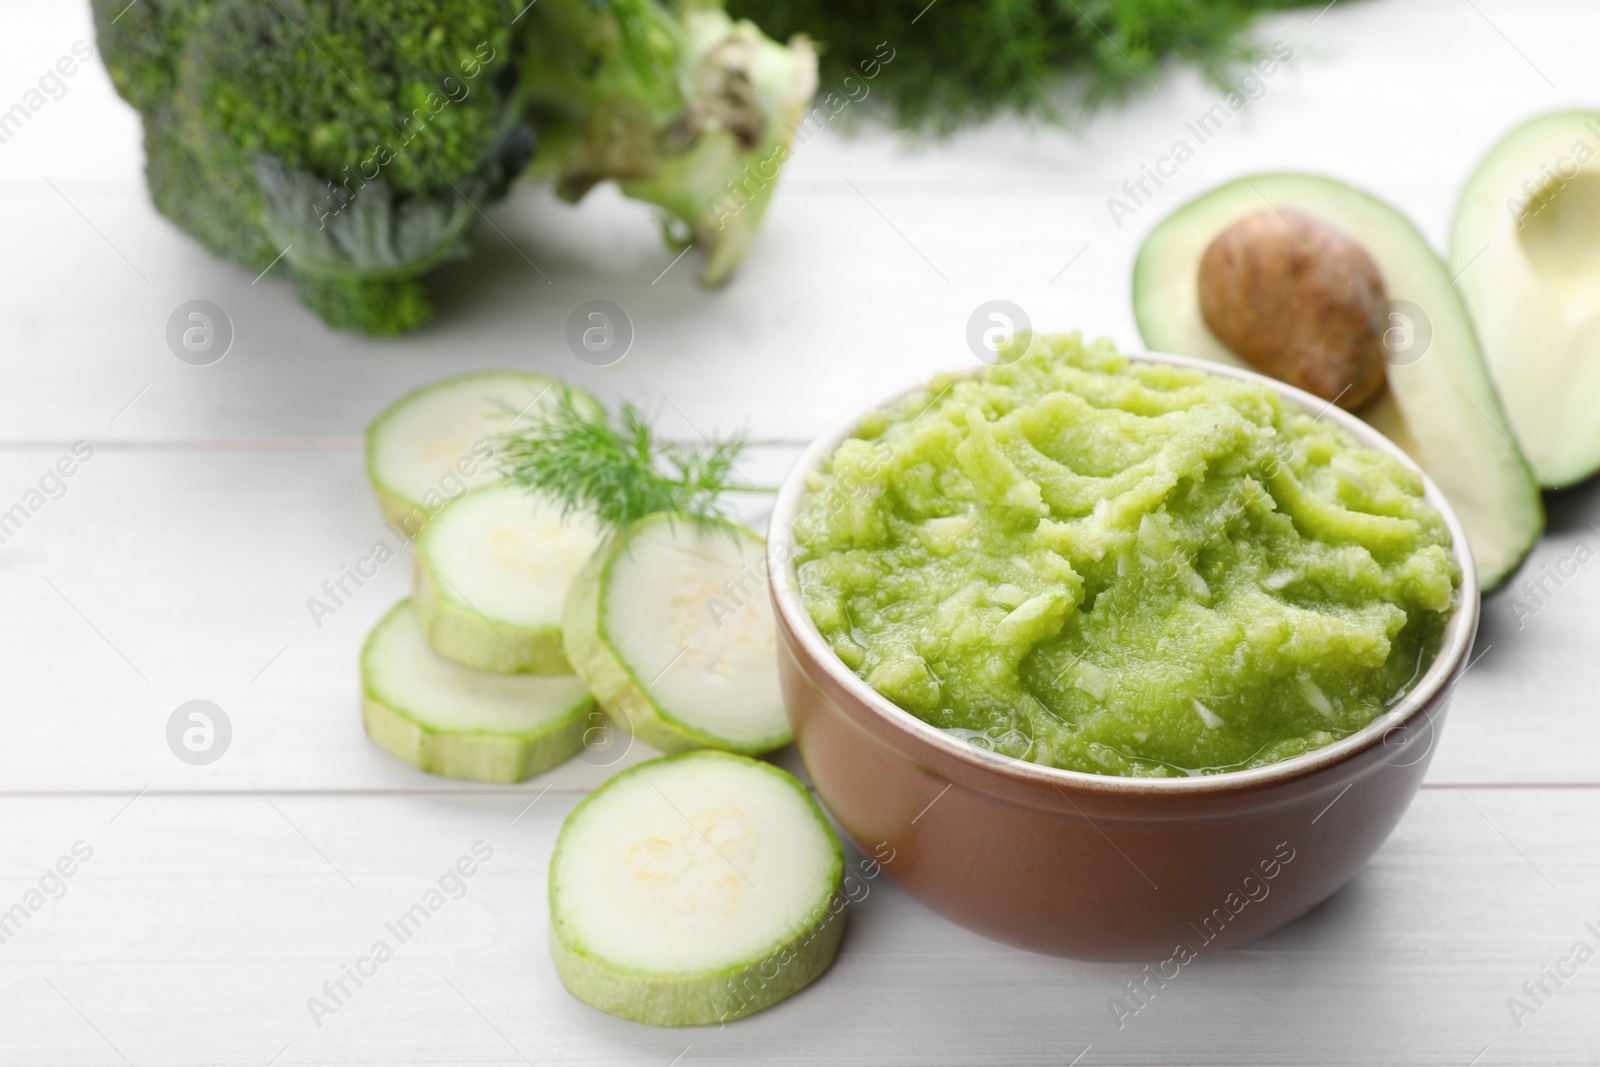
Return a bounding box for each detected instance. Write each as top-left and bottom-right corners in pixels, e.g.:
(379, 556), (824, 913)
(766, 345), (1481, 798)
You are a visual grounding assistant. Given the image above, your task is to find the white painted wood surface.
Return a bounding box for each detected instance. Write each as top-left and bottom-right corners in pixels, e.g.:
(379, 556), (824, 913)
(3, 0), (1598, 1062)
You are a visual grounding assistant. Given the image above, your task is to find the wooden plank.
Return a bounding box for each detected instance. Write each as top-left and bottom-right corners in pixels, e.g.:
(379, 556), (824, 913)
(0, 787), (1594, 1066)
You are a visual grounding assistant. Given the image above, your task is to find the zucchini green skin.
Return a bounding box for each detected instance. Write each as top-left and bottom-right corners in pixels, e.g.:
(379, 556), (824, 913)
(372, 481), (432, 535)
(561, 513), (793, 756)
(412, 542), (572, 676)
(550, 904), (845, 1026)
(360, 601), (592, 783)
(549, 752), (846, 1026)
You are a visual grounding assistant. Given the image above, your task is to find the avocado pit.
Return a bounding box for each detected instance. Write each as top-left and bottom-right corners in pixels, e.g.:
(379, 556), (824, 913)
(1198, 208), (1388, 410)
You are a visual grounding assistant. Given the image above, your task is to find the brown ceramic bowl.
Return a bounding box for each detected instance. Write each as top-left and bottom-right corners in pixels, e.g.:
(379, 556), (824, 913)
(766, 351), (1479, 962)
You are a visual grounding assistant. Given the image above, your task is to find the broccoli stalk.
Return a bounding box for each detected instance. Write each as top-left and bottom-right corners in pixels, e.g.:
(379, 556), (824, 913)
(518, 0), (817, 285)
(90, 0), (816, 335)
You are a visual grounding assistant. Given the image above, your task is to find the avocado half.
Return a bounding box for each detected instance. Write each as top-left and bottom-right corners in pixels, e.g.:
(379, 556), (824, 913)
(1133, 173), (1542, 591)
(1453, 111), (1600, 489)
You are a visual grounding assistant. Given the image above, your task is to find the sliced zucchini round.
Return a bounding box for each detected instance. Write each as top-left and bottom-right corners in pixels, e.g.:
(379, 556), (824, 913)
(361, 600), (592, 783)
(563, 514), (791, 756)
(365, 371), (597, 533)
(549, 752), (845, 1026)
(414, 485), (602, 674)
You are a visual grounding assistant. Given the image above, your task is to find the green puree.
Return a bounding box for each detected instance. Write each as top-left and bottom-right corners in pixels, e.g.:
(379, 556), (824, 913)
(793, 335), (1459, 777)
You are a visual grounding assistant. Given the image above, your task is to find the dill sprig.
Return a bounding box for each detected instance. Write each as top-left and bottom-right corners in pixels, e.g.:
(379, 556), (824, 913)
(495, 392), (759, 534)
(726, 0), (1315, 132)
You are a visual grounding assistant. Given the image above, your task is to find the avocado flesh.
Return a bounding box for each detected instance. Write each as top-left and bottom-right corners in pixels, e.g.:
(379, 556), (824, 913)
(1134, 173), (1543, 591)
(1452, 111), (1600, 489)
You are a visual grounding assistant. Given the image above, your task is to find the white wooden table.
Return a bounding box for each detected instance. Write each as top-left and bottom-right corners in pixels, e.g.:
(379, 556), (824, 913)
(3, 0), (1598, 1062)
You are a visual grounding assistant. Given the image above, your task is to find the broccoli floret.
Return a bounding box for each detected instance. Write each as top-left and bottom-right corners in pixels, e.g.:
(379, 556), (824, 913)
(191, 0), (523, 194)
(92, 0), (201, 112)
(91, 0), (817, 336)
(140, 101), (279, 270)
(291, 274), (434, 337)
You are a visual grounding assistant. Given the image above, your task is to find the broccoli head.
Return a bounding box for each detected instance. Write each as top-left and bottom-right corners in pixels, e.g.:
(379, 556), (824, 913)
(91, 0), (817, 335)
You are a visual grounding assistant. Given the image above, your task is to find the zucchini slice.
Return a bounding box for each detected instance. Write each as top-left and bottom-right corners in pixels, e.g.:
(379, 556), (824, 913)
(365, 371), (596, 533)
(549, 752), (845, 1026)
(361, 600), (592, 783)
(414, 485), (601, 674)
(563, 514), (791, 756)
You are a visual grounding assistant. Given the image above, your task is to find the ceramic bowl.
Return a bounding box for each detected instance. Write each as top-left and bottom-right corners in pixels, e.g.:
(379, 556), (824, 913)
(766, 350), (1479, 961)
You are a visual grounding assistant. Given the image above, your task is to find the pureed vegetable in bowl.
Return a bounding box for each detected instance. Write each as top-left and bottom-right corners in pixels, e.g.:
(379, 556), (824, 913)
(792, 334), (1459, 777)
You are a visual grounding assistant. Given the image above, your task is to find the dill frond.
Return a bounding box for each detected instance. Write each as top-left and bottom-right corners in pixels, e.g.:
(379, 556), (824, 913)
(495, 392), (755, 534)
(727, 0), (1316, 132)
